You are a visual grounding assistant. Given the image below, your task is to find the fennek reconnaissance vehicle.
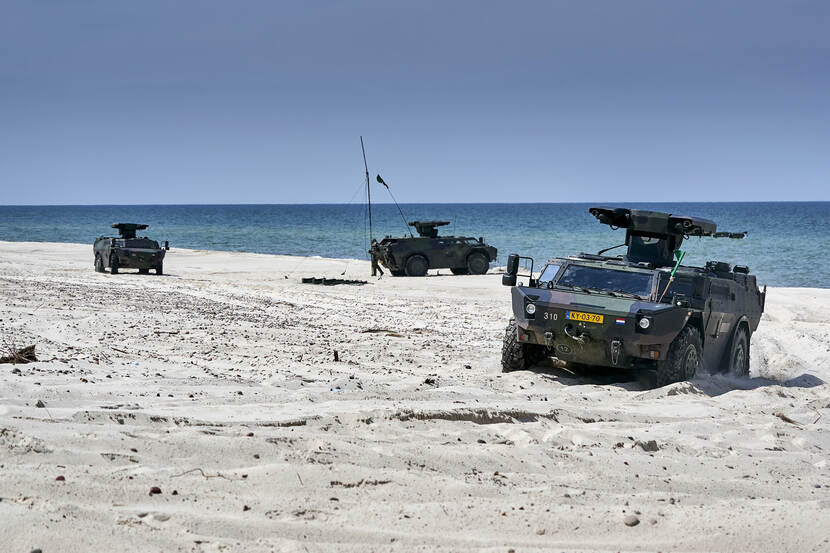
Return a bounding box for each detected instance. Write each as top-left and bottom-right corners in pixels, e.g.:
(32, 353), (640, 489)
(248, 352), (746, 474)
(93, 223), (169, 275)
(371, 220), (498, 276)
(501, 207), (765, 386)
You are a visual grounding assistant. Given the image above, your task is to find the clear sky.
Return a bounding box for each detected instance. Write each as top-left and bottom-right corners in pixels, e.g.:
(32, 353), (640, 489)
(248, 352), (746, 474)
(1, 1), (828, 205)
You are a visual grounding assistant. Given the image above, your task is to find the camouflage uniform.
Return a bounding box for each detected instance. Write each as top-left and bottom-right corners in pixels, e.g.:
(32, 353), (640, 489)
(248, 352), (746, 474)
(370, 239), (384, 276)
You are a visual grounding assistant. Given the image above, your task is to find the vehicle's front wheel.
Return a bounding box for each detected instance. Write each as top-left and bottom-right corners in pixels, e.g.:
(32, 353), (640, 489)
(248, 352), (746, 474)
(724, 326), (749, 377)
(501, 319), (547, 372)
(155, 263), (163, 275)
(656, 325), (702, 386)
(450, 267), (469, 275)
(404, 255), (428, 277)
(94, 254), (105, 273)
(466, 252), (489, 275)
(110, 255), (119, 274)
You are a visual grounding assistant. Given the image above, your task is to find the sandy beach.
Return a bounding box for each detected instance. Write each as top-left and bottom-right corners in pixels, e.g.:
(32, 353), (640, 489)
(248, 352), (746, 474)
(1, 240), (828, 553)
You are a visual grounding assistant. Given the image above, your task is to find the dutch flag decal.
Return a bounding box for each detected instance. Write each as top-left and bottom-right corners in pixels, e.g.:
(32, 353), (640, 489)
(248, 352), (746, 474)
(615, 318), (626, 325)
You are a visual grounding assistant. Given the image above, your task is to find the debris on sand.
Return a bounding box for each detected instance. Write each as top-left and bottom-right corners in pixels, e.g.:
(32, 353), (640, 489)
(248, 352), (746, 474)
(774, 412), (802, 427)
(301, 277), (367, 286)
(0, 344), (37, 364)
(635, 439), (660, 452)
(624, 514), (640, 527)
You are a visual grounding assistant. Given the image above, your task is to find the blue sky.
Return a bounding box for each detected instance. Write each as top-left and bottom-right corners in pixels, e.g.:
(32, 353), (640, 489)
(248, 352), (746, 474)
(1, 1), (828, 204)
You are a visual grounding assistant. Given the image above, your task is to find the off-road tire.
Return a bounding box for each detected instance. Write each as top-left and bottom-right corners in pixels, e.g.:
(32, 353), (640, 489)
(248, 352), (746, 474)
(155, 263), (163, 276)
(94, 254), (105, 273)
(656, 325), (702, 386)
(138, 268), (150, 275)
(404, 255), (429, 277)
(450, 267), (469, 275)
(466, 252), (489, 275)
(110, 255), (119, 274)
(501, 319), (547, 372)
(724, 326), (749, 377)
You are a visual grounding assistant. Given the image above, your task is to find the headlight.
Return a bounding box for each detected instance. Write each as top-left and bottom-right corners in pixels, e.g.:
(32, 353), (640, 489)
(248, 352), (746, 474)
(638, 317), (651, 329)
(525, 303), (536, 315)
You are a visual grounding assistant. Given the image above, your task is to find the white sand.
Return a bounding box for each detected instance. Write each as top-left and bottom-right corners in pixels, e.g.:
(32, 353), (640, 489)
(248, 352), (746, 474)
(1, 241), (828, 552)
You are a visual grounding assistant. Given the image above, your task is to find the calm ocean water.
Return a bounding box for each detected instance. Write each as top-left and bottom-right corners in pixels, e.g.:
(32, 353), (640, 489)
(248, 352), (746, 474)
(0, 202), (827, 287)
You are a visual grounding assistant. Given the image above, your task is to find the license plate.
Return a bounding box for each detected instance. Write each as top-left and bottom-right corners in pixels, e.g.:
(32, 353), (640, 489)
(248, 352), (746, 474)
(566, 310), (604, 324)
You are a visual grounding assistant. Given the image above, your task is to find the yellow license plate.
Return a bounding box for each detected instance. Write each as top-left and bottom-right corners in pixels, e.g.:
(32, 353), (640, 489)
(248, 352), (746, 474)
(566, 310), (604, 324)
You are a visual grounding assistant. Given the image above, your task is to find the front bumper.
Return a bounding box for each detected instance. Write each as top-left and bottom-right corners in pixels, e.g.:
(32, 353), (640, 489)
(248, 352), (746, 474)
(512, 287), (690, 369)
(114, 249), (165, 268)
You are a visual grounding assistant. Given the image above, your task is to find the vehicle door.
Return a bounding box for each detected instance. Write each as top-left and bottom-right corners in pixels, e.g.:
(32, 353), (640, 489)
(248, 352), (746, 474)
(704, 280), (732, 366)
(433, 239), (458, 268)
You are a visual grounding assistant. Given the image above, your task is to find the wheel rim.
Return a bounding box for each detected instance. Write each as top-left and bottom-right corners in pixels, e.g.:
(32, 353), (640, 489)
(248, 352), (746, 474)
(684, 345), (699, 376)
(469, 254), (487, 274)
(733, 343), (746, 373)
(408, 257), (427, 276)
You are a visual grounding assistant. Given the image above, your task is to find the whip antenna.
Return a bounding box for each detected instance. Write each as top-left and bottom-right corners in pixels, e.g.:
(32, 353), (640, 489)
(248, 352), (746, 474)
(376, 174), (413, 238)
(360, 136), (373, 242)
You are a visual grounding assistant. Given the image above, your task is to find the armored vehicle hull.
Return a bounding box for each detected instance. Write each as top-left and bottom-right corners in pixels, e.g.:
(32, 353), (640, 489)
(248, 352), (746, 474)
(502, 207), (765, 385)
(371, 220), (497, 277)
(93, 223), (168, 275)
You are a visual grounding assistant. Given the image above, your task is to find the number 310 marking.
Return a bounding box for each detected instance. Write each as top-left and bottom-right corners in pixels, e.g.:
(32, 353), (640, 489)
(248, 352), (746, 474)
(543, 312), (558, 321)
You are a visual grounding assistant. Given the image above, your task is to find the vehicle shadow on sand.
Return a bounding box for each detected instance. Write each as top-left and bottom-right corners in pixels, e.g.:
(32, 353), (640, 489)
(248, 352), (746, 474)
(691, 372), (825, 397)
(525, 359), (825, 395)
(526, 359), (649, 391)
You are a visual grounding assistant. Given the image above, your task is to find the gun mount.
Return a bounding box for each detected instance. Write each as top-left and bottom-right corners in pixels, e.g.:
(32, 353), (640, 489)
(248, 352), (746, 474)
(408, 220), (450, 239)
(588, 207), (746, 268)
(111, 223), (149, 240)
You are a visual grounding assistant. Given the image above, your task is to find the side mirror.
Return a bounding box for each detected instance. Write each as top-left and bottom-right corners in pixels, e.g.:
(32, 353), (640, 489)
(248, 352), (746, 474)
(164, 241), (170, 251)
(506, 253), (519, 276)
(502, 274), (517, 287)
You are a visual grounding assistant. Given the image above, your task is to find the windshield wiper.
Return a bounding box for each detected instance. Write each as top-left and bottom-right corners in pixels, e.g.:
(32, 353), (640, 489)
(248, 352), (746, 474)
(610, 289), (644, 300)
(555, 283), (591, 294)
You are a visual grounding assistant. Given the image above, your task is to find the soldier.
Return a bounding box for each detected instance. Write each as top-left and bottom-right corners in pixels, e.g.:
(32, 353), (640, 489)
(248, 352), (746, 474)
(370, 239), (384, 277)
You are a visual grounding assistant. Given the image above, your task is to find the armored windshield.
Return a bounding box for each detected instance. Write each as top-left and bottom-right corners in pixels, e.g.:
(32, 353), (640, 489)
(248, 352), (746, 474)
(538, 263), (562, 283)
(118, 238), (159, 248)
(556, 265), (654, 298)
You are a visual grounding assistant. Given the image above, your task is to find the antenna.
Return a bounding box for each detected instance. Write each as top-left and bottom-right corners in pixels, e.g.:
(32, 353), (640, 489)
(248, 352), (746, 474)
(360, 136), (372, 242)
(376, 174), (414, 238)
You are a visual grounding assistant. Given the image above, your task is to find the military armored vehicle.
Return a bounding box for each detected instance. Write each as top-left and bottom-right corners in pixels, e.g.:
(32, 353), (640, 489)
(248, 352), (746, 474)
(93, 223), (168, 275)
(370, 220), (498, 276)
(501, 207), (765, 386)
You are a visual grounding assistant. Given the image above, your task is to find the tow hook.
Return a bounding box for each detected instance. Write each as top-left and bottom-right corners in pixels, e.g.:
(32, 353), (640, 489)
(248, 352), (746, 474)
(611, 339), (622, 366)
(564, 324), (587, 344)
(544, 331), (554, 346)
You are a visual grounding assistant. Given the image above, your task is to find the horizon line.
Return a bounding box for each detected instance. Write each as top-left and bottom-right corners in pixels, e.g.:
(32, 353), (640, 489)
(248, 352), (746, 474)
(2, 200), (829, 208)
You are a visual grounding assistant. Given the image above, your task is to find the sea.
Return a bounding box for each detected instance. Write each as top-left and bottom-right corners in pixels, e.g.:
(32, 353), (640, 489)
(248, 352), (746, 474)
(1, 202), (827, 288)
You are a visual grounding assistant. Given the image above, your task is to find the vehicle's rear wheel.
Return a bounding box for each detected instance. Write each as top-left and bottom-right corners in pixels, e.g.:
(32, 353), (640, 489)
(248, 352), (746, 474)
(404, 255), (428, 277)
(656, 325), (702, 386)
(110, 255), (119, 274)
(450, 267), (469, 275)
(466, 252), (489, 275)
(501, 319), (547, 372)
(155, 263), (163, 275)
(94, 254), (105, 273)
(725, 326), (749, 377)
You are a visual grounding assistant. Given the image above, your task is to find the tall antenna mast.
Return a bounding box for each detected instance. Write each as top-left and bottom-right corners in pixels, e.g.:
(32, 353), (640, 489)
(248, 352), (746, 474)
(360, 136), (372, 242)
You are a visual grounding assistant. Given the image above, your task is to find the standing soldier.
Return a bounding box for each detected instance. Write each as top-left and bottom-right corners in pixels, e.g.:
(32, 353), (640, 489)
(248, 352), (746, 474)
(369, 239), (384, 277)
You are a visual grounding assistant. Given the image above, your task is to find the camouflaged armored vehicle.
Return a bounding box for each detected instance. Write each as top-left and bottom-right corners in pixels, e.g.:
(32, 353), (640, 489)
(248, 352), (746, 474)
(370, 220), (498, 276)
(93, 223), (168, 275)
(501, 207), (765, 385)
